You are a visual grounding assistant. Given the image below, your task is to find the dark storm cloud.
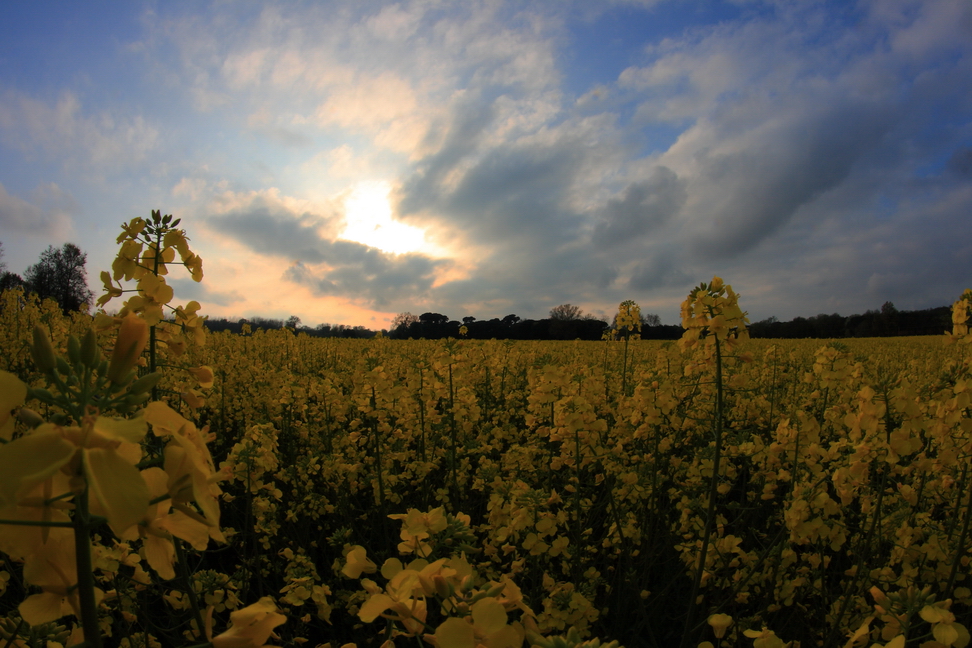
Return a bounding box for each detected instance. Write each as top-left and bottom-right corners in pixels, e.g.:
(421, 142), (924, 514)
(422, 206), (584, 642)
(628, 252), (690, 291)
(398, 98), (497, 217)
(683, 101), (894, 258)
(206, 194), (446, 309)
(948, 147), (972, 178)
(207, 197), (339, 264)
(283, 248), (442, 309)
(592, 166), (686, 248)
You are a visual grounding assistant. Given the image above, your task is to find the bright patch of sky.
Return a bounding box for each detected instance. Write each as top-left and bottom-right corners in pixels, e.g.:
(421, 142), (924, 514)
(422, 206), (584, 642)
(1, 0), (970, 329)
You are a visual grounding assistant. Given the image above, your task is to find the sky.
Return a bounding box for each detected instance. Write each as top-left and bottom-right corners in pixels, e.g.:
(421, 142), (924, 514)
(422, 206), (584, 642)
(1, 0), (970, 330)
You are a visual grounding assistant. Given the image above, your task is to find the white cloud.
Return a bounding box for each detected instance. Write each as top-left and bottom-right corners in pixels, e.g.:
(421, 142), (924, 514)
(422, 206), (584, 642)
(0, 182), (74, 237)
(0, 89), (159, 169)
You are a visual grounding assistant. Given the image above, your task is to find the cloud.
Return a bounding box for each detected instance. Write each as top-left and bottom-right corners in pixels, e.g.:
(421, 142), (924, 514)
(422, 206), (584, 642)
(204, 189), (449, 310)
(17, 0), (965, 326)
(671, 100), (893, 258)
(167, 277), (243, 307)
(0, 89), (158, 169)
(0, 183), (74, 237)
(592, 166), (686, 248)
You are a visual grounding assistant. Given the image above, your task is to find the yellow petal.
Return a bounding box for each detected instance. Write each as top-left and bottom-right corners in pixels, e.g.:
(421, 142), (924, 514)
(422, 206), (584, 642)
(435, 617), (475, 648)
(85, 448), (150, 533)
(358, 594), (394, 623)
(955, 624), (971, 648)
(144, 401), (190, 436)
(161, 510), (211, 550)
(472, 597), (508, 636)
(19, 592), (71, 626)
(94, 415), (147, 444)
(0, 371), (27, 441)
(485, 624), (522, 648)
(934, 624), (960, 647)
(144, 535), (176, 580)
(0, 432), (75, 506)
(381, 558), (404, 580)
(922, 607), (950, 624)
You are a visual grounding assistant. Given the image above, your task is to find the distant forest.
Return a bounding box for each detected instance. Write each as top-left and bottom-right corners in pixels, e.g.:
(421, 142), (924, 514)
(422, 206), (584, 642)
(2, 241), (953, 341)
(205, 301), (952, 341)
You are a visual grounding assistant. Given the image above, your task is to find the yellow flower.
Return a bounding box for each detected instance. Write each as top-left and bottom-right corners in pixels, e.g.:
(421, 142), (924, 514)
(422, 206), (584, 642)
(743, 627), (784, 648)
(920, 606), (970, 647)
(189, 365), (215, 389)
(343, 545), (377, 579)
(708, 613), (733, 638)
(144, 402), (225, 541)
(206, 596), (286, 648)
(122, 467), (212, 580)
(117, 216), (146, 243)
(18, 529), (105, 626)
(97, 270), (124, 307)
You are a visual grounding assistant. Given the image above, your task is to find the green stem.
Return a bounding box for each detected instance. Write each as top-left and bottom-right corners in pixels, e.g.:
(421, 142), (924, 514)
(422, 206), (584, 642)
(945, 473), (972, 599)
(0, 519), (75, 528)
(174, 538), (206, 641)
(680, 335), (724, 648)
(73, 485), (103, 648)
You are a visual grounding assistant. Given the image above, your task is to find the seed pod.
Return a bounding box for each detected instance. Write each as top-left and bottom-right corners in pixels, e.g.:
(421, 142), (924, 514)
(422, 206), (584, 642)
(31, 324), (57, 374)
(80, 328), (100, 368)
(127, 371), (163, 395)
(67, 335), (81, 365)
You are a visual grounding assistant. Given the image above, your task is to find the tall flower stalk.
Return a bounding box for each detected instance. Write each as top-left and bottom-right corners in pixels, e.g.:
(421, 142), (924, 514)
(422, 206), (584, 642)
(676, 276), (749, 648)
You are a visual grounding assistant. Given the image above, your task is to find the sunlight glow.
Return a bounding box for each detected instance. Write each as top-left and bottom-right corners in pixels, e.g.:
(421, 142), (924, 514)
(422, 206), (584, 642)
(339, 181), (427, 255)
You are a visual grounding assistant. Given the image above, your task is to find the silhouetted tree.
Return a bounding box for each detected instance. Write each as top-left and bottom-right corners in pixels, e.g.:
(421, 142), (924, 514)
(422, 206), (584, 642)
(24, 243), (94, 313)
(419, 312), (449, 325)
(549, 304), (582, 320)
(642, 313), (661, 327)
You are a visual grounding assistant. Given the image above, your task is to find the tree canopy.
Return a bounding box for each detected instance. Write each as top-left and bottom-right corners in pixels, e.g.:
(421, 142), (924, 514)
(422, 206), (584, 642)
(24, 243), (94, 313)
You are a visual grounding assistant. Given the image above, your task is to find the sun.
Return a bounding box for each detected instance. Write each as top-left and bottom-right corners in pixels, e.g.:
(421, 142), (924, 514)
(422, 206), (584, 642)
(339, 180), (427, 255)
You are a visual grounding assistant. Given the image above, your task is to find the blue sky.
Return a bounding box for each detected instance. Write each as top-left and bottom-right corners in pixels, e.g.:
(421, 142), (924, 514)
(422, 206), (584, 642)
(1, 0), (970, 329)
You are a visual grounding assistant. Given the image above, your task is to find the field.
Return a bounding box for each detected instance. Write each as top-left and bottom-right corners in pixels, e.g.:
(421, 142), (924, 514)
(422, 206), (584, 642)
(1, 215), (971, 648)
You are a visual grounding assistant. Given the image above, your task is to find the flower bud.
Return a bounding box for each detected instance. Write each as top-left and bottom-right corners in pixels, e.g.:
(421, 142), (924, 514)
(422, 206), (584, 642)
(108, 315), (150, 385)
(56, 357), (72, 377)
(17, 407), (44, 429)
(433, 574), (453, 599)
(80, 328), (101, 368)
(31, 324), (57, 374)
(123, 392), (152, 408)
(67, 335), (82, 365)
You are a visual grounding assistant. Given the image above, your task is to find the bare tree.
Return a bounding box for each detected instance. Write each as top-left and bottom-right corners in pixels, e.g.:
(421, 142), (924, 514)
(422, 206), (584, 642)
(392, 312), (419, 331)
(549, 303), (583, 321)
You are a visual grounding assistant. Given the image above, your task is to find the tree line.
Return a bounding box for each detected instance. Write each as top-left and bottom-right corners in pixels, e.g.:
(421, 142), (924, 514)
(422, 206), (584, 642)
(747, 301), (951, 339)
(387, 304), (680, 341)
(0, 241), (94, 314)
(0, 240), (955, 340)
